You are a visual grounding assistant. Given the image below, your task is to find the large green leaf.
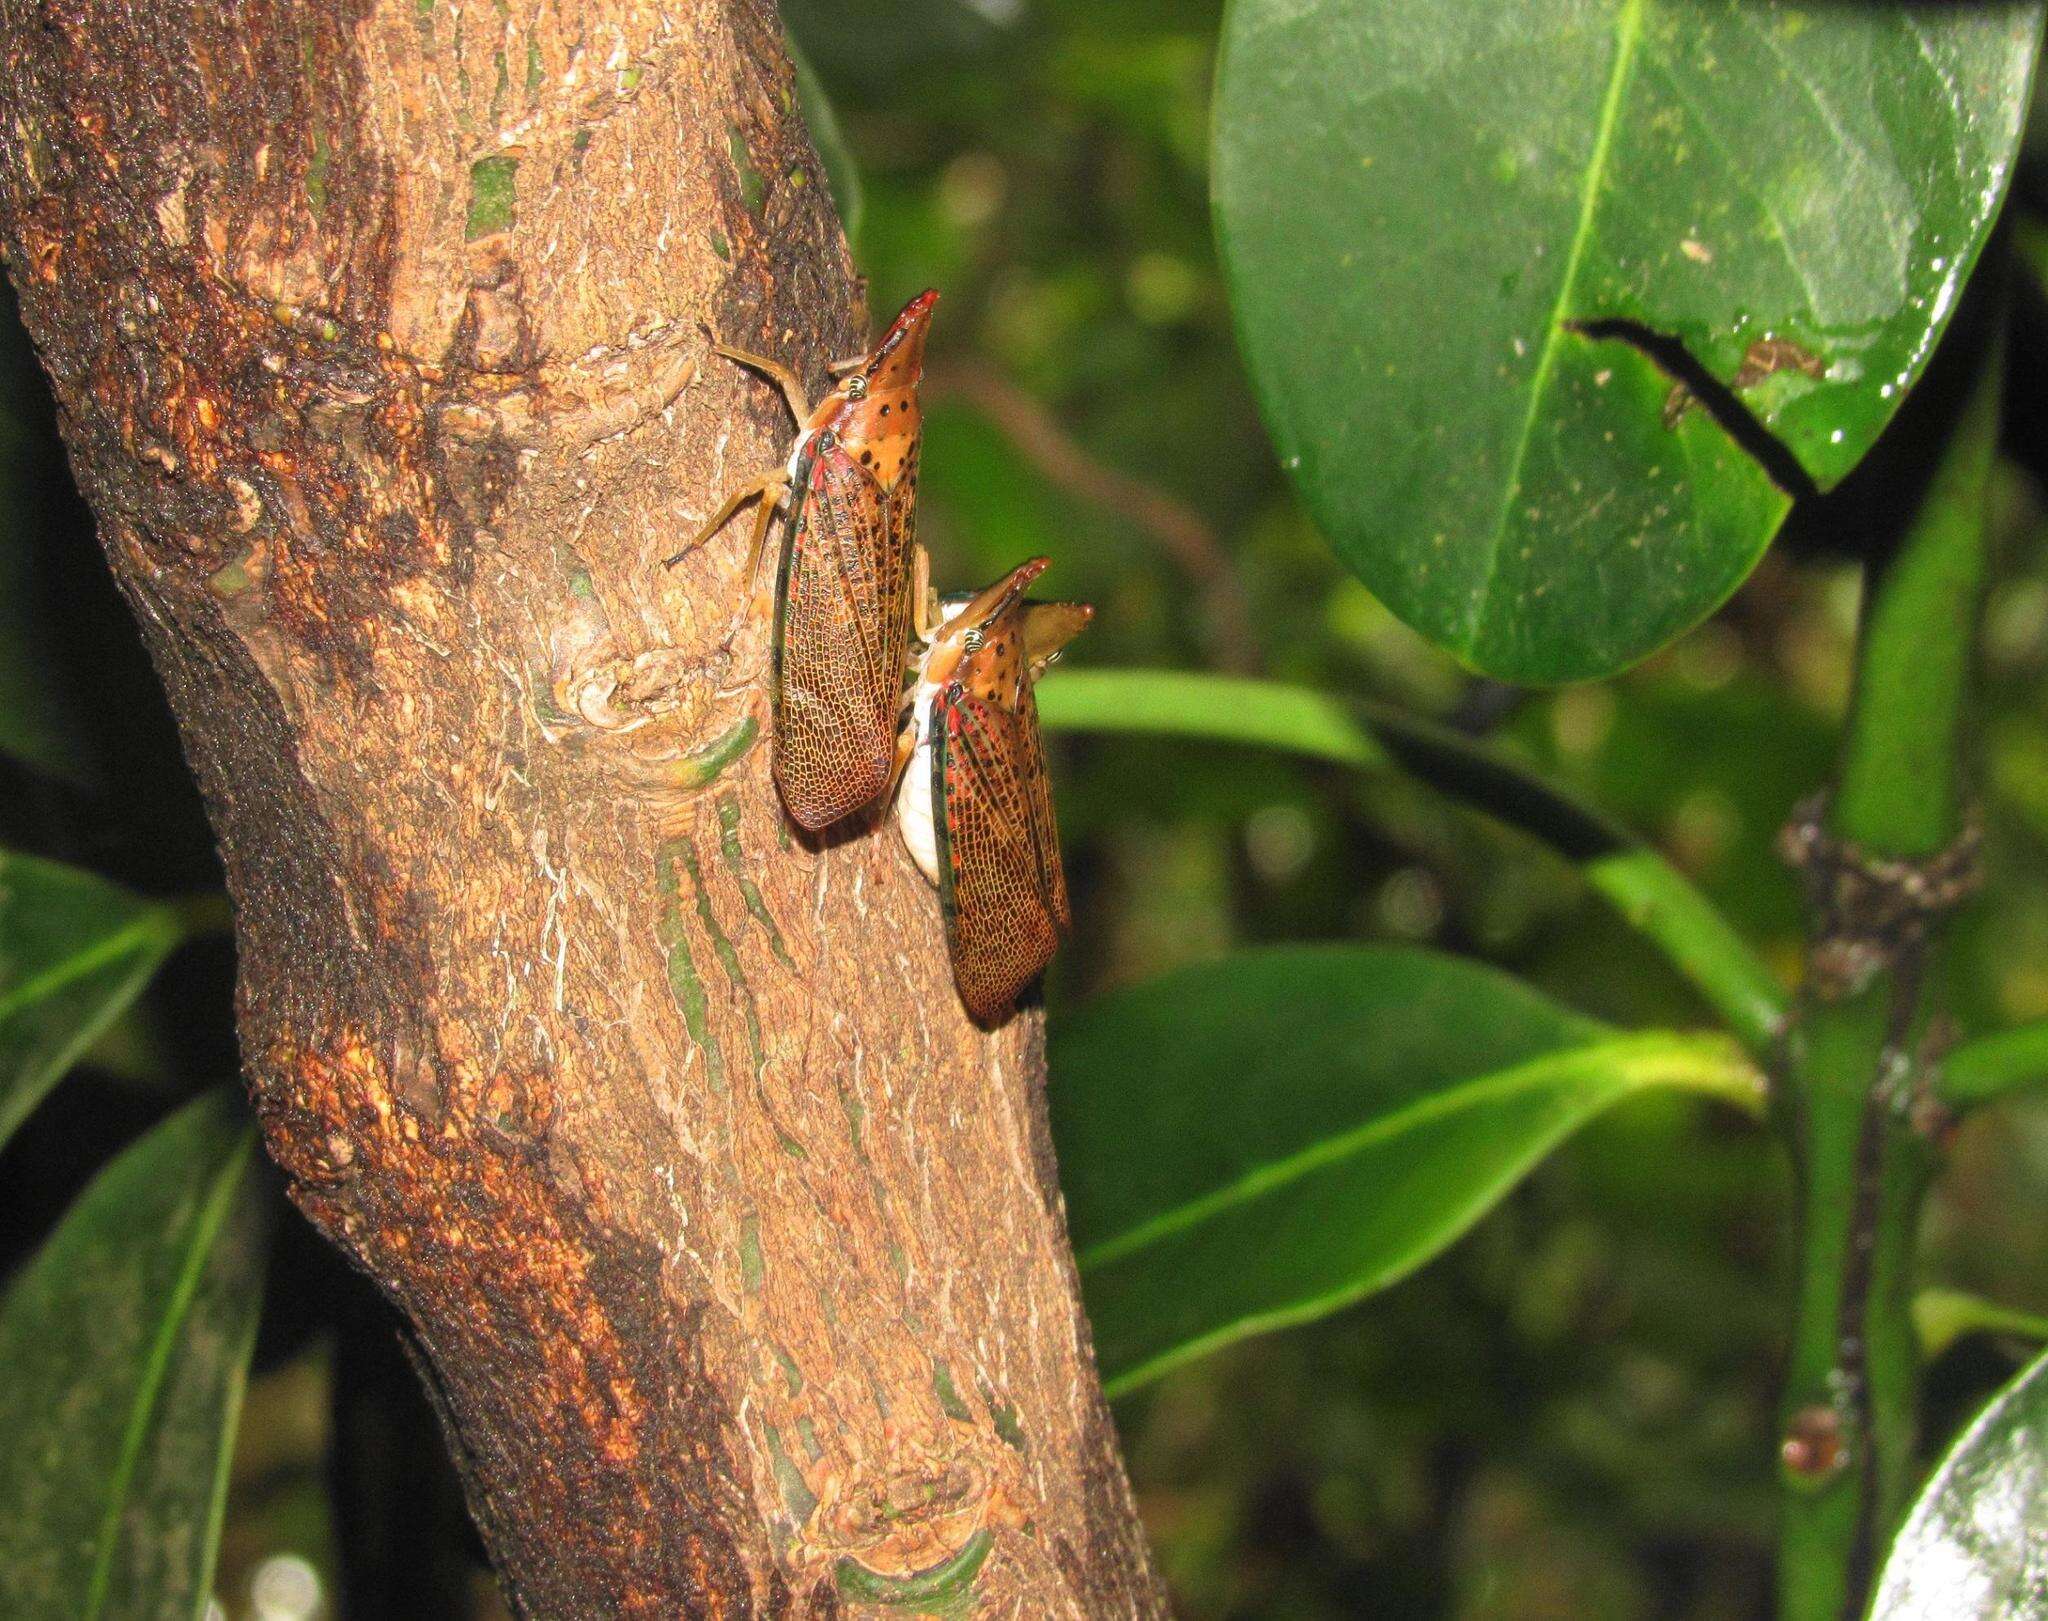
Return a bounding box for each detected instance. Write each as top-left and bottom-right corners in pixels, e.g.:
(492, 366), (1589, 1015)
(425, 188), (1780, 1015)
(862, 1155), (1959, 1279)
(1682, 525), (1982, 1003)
(1869, 1346), (2048, 1619)
(1213, 0), (2043, 680)
(0, 850), (185, 1153)
(1049, 945), (1763, 1392)
(0, 1089), (268, 1619)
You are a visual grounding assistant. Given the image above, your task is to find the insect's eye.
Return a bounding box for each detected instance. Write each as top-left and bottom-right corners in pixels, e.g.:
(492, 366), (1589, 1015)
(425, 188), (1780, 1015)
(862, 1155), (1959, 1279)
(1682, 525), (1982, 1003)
(844, 374), (870, 400)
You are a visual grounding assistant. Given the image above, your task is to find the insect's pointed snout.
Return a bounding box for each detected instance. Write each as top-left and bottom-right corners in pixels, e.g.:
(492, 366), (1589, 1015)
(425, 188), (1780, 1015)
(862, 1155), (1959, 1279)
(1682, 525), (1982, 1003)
(867, 289), (941, 385)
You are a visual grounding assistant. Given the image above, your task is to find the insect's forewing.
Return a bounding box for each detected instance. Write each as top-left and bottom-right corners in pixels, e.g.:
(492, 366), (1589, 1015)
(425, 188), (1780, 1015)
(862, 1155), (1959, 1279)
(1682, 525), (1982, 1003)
(931, 677), (1068, 1023)
(771, 437), (917, 828)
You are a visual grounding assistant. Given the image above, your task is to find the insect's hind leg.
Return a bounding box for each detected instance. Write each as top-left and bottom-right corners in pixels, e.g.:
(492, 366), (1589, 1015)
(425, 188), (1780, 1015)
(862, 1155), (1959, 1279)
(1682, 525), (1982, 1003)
(663, 467), (788, 569)
(667, 471), (789, 675)
(704, 478), (792, 666)
(737, 477), (787, 598)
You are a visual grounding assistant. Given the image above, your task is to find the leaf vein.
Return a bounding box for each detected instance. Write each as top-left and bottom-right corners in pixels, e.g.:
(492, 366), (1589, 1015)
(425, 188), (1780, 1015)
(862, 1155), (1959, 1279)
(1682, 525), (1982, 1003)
(1465, 0), (1647, 651)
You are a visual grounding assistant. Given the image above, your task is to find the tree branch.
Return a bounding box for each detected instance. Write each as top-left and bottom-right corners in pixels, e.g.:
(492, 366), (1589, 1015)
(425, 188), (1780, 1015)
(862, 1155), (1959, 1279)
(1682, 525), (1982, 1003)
(0, 1), (1162, 1612)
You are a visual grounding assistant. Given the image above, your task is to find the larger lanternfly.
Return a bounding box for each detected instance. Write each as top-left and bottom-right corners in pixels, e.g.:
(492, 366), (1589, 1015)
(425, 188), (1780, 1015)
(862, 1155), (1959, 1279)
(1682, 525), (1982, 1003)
(666, 290), (938, 829)
(896, 558), (1092, 1023)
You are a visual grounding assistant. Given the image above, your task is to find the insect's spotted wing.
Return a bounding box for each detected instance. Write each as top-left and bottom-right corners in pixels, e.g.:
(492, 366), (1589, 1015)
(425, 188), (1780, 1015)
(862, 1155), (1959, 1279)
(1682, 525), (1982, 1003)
(930, 680), (1068, 1023)
(772, 437), (916, 828)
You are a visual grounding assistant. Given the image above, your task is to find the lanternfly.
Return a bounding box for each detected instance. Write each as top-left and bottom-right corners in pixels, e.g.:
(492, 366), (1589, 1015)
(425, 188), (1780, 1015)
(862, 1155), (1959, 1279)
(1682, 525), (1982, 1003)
(896, 558), (1091, 1023)
(667, 291), (938, 829)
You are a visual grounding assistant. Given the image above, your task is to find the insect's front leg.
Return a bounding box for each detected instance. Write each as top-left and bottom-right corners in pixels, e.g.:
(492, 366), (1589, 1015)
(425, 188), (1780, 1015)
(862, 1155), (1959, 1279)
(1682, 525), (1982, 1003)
(709, 342), (815, 425)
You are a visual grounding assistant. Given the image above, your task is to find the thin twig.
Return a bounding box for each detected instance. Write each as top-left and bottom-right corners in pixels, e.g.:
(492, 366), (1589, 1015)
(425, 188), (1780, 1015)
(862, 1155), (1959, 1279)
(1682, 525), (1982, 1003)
(926, 358), (1262, 673)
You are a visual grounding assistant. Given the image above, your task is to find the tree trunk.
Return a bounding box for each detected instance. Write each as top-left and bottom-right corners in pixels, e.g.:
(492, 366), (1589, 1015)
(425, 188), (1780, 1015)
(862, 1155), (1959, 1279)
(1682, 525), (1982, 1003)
(0, 2), (1164, 1614)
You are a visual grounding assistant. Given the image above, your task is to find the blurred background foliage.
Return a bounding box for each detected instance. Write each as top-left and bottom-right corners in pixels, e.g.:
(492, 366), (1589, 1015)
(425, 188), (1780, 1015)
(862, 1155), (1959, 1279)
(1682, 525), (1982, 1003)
(3, 0), (2048, 1615)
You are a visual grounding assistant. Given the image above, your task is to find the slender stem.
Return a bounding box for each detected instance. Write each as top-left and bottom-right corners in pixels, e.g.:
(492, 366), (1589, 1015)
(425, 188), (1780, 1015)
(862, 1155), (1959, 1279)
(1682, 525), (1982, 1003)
(1939, 1017), (2048, 1109)
(1829, 363), (2000, 859)
(1775, 316), (2003, 1621)
(1775, 982), (1935, 1621)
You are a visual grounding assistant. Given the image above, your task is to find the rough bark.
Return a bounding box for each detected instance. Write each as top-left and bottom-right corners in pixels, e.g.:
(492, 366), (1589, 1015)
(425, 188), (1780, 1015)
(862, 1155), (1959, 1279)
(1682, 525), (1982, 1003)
(0, 2), (1164, 1614)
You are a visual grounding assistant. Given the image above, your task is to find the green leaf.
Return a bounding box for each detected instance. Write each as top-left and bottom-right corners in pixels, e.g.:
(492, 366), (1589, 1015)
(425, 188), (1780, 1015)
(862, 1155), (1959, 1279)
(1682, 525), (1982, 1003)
(1036, 667), (1381, 768)
(1869, 1346), (2048, 1619)
(1, 850), (185, 1153)
(787, 29), (865, 249)
(1039, 668), (1787, 1050)
(1914, 1288), (2048, 1362)
(1942, 1017), (2048, 1110)
(0, 1089), (268, 1620)
(1213, 0), (2043, 680)
(1049, 945), (1764, 1393)
(1358, 701), (1789, 1050)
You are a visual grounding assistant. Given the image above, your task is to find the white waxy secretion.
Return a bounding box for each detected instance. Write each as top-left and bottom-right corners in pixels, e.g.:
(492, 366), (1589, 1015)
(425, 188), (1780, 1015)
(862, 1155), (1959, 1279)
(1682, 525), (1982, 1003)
(896, 693), (941, 885)
(896, 594), (973, 886)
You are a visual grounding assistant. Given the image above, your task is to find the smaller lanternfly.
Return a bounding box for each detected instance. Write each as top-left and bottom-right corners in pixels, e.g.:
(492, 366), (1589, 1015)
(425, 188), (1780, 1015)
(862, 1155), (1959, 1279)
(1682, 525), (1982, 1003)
(896, 558), (1092, 1024)
(666, 291), (938, 829)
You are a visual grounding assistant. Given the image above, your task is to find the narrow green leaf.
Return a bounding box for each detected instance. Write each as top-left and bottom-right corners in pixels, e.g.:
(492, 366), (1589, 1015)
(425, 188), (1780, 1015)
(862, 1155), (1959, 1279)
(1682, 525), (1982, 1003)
(0, 1089), (269, 1619)
(1869, 1346), (2048, 1619)
(1, 850), (185, 1153)
(1914, 1288), (2048, 1362)
(1941, 1018), (2048, 1110)
(1036, 668), (1380, 769)
(1039, 668), (1787, 1049)
(787, 30), (865, 249)
(1049, 945), (1764, 1393)
(1360, 706), (1788, 1051)
(1214, 0), (2042, 679)
(1578, 849), (1786, 1052)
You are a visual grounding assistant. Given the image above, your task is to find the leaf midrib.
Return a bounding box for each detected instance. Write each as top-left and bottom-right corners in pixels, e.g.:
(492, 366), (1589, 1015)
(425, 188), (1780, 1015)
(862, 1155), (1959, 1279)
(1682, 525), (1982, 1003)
(81, 1127), (256, 1619)
(0, 911), (179, 1027)
(1463, 0), (1647, 651)
(1076, 1029), (1757, 1271)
